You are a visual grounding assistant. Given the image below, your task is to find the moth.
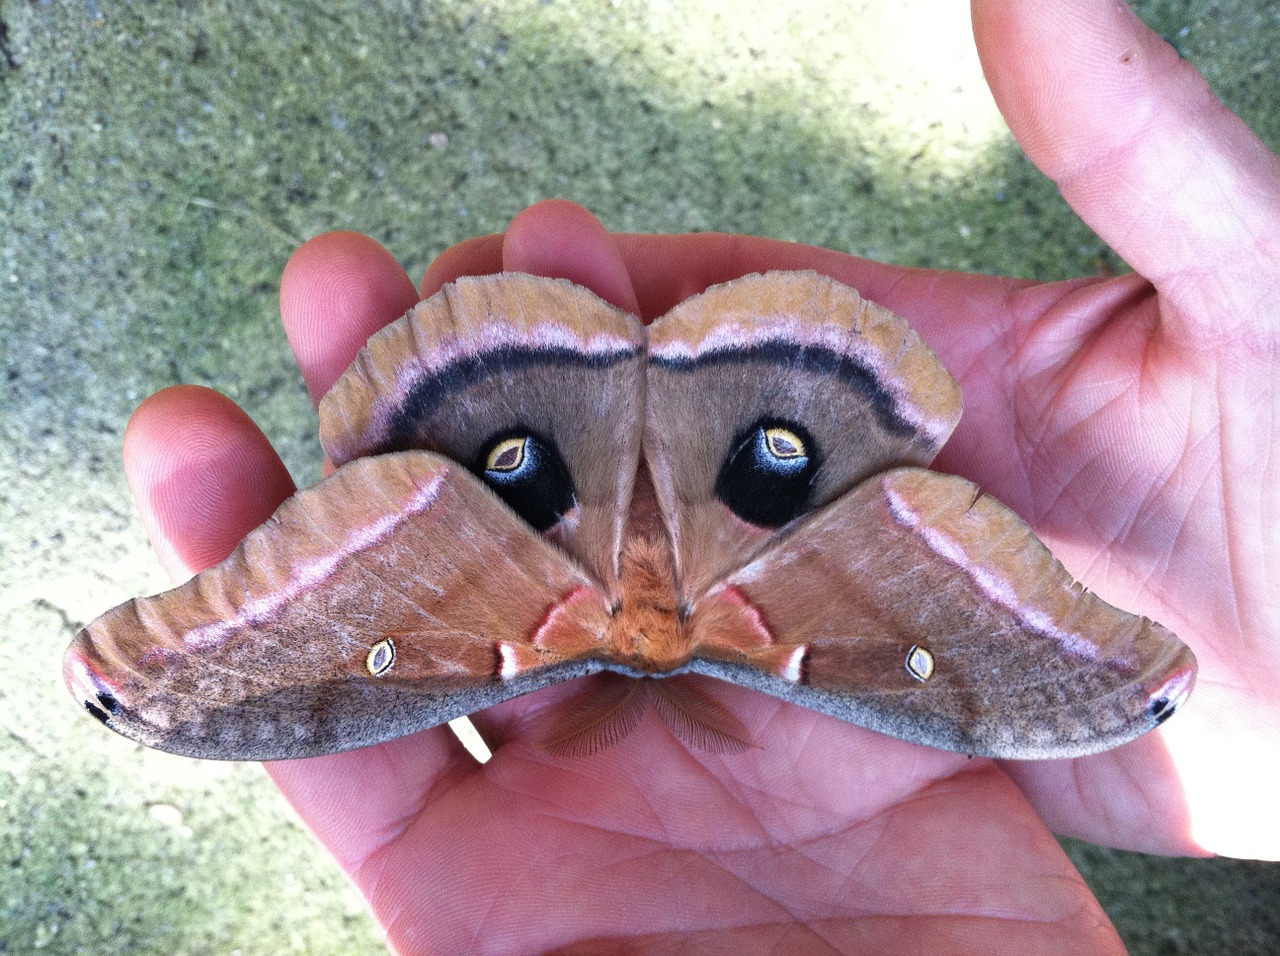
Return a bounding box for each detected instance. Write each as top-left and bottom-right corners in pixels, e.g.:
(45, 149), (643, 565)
(64, 271), (1196, 761)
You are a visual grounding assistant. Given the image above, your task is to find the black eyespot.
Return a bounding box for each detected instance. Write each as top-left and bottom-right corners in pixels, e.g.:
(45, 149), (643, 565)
(1149, 694), (1179, 725)
(85, 690), (120, 724)
(97, 690), (121, 715)
(475, 429), (576, 532)
(715, 419), (820, 527)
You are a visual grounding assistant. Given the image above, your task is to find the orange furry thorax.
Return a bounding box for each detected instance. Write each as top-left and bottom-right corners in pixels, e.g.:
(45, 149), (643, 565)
(606, 534), (689, 673)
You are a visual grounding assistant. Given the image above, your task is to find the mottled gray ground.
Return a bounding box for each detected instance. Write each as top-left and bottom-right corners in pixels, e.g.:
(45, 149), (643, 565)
(2, 1), (1278, 953)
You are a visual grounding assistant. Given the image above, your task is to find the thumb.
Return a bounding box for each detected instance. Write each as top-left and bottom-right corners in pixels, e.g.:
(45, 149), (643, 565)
(972, 0), (1280, 341)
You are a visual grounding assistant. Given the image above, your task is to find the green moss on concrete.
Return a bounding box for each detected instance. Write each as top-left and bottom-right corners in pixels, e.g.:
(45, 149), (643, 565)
(1064, 838), (1280, 955)
(2, 1), (1276, 953)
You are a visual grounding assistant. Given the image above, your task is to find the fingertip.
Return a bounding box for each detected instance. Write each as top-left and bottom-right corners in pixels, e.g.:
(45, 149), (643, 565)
(420, 201), (642, 317)
(280, 231), (419, 402)
(123, 385), (295, 580)
(971, 0), (1184, 182)
(502, 199), (641, 316)
(614, 232), (914, 320)
(419, 234), (504, 297)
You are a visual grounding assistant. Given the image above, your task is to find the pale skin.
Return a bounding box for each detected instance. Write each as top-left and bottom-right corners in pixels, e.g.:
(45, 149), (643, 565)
(114, 0), (1279, 952)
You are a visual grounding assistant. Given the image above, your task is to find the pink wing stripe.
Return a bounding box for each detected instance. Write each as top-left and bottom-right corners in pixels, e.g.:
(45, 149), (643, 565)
(884, 483), (1101, 661)
(181, 473), (445, 653)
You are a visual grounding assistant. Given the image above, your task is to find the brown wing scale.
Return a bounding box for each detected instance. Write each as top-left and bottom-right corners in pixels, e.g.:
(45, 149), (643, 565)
(64, 453), (611, 760)
(644, 271), (963, 601)
(319, 273), (646, 596)
(686, 468), (1195, 758)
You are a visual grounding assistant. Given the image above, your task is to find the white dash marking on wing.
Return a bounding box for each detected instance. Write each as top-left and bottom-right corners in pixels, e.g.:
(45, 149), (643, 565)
(781, 645), (807, 683)
(497, 643), (521, 680)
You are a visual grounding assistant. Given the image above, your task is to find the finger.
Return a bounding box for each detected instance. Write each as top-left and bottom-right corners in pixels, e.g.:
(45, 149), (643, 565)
(417, 199), (642, 313)
(424, 224), (982, 327)
(122, 385), (295, 581)
(275, 234), (482, 863)
(972, 0), (1280, 338)
(613, 232), (933, 321)
(502, 199), (641, 316)
(423, 222), (1016, 332)
(279, 231), (420, 403)
(419, 233), (503, 297)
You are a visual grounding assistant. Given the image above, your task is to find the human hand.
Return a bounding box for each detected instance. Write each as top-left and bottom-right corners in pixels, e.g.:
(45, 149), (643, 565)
(111, 0), (1279, 949)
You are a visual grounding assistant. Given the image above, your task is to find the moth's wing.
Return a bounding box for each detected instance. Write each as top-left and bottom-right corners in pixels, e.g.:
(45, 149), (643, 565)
(687, 468), (1196, 759)
(63, 453), (612, 760)
(644, 271), (962, 601)
(320, 273), (646, 598)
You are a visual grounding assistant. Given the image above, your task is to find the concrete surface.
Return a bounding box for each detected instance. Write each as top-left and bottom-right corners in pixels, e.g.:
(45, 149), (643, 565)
(2, 0), (1278, 952)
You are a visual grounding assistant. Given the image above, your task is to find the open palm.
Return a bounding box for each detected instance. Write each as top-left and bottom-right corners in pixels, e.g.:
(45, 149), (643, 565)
(115, 0), (1278, 951)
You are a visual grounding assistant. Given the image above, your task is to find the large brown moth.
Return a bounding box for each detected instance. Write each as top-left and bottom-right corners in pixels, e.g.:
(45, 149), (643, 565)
(64, 271), (1196, 761)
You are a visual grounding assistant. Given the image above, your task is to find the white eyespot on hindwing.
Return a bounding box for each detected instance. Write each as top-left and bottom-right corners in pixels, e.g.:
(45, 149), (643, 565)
(366, 638), (396, 677)
(906, 644), (934, 683)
